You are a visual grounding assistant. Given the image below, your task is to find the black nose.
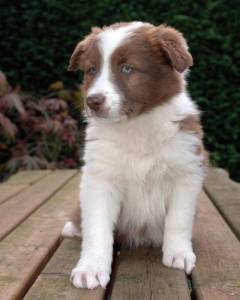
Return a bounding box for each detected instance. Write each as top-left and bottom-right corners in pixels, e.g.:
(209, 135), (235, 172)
(86, 94), (105, 111)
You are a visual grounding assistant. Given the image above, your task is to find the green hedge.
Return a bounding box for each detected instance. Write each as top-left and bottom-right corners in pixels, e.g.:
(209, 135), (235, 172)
(0, 0), (240, 180)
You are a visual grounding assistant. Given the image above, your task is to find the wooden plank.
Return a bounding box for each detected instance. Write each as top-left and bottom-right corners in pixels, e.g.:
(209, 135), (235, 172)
(204, 167), (240, 239)
(192, 191), (240, 300)
(24, 239), (105, 300)
(111, 247), (191, 300)
(0, 170), (51, 205)
(0, 170), (77, 241)
(0, 173), (81, 300)
(0, 185), (28, 205)
(5, 170), (51, 185)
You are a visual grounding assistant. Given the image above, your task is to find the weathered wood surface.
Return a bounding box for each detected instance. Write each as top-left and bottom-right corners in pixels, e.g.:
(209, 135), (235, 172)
(204, 167), (240, 240)
(0, 169), (239, 300)
(0, 170), (50, 205)
(192, 191), (240, 300)
(111, 248), (191, 300)
(0, 170), (77, 241)
(25, 239), (105, 300)
(0, 172), (80, 300)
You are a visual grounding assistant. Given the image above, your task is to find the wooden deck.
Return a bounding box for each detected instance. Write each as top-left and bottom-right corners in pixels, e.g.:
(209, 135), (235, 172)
(0, 168), (239, 299)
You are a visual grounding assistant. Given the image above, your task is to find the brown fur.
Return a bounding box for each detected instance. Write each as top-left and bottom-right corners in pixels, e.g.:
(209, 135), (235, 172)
(68, 27), (102, 71)
(148, 25), (193, 73)
(66, 23), (207, 246)
(179, 114), (209, 167)
(110, 25), (183, 116)
(179, 114), (203, 138)
(68, 22), (193, 118)
(80, 42), (102, 94)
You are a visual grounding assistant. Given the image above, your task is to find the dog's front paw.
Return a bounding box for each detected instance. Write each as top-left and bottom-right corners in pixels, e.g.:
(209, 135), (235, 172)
(162, 249), (196, 274)
(70, 260), (110, 289)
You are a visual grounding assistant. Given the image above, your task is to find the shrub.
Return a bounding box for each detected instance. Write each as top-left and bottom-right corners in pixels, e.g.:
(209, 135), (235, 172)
(0, 1), (239, 180)
(0, 72), (84, 181)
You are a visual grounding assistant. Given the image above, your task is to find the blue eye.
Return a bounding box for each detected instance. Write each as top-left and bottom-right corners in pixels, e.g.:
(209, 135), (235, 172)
(121, 65), (133, 74)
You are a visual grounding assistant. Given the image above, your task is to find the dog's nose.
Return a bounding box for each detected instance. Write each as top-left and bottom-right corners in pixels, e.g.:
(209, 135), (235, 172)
(86, 94), (105, 111)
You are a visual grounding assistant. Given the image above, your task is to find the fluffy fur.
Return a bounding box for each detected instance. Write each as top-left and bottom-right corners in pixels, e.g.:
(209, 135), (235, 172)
(62, 21), (207, 289)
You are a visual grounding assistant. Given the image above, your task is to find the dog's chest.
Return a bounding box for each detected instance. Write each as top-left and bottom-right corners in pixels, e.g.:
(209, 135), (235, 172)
(115, 145), (172, 246)
(114, 134), (173, 232)
(86, 117), (186, 245)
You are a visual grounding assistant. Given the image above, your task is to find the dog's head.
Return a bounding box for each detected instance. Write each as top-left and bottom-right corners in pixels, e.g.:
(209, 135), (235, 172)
(68, 22), (193, 121)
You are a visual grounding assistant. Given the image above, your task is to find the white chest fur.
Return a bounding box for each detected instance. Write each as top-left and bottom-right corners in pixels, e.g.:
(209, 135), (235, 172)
(82, 92), (201, 246)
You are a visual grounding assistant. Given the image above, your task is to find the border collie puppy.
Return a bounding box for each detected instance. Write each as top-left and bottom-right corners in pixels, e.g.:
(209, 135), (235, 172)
(62, 21), (208, 289)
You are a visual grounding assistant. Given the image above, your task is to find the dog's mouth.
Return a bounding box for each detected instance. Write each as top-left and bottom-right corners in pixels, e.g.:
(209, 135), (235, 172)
(85, 105), (108, 117)
(85, 106), (128, 123)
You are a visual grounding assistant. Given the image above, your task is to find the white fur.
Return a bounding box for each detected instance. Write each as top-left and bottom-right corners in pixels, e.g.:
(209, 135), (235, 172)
(69, 24), (204, 289)
(70, 91), (203, 288)
(87, 22), (144, 120)
(62, 221), (81, 238)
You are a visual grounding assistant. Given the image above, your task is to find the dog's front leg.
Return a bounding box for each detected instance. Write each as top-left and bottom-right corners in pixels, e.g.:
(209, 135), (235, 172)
(71, 175), (121, 289)
(162, 174), (203, 274)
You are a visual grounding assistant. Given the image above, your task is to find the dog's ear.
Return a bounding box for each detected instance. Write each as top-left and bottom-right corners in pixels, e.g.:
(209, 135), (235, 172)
(149, 25), (193, 73)
(68, 40), (86, 71)
(68, 27), (101, 71)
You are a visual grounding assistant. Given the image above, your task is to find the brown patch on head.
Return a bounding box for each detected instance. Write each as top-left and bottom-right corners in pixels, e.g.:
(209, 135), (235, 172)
(68, 27), (102, 71)
(80, 42), (102, 95)
(68, 27), (104, 104)
(110, 25), (183, 116)
(179, 114), (209, 167)
(68, 22), (193, 120)
(148, 24), (193, 73)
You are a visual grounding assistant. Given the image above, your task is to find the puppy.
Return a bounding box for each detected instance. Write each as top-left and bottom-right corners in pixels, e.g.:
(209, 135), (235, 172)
(62, 21), (208, 289)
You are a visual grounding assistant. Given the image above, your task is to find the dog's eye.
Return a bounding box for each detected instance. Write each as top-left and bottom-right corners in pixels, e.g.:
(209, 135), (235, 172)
(87, 66), (96, 75)
(121, 65), (133, 74)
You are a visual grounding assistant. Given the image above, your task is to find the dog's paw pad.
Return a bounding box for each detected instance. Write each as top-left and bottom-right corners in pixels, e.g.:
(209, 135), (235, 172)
(70, 266), (110, 289)
(162, 250), (196, 274)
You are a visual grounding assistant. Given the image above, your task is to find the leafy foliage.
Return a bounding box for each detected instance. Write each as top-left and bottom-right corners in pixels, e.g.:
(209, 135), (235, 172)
(0, 72), (84, 181)
(0, 1), (239, 180)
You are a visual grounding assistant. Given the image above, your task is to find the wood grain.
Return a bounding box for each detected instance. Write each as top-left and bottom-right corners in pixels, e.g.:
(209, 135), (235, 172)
(0, 170), (51, 205)
(24, 239), (105, 300)
(0, 170), (77, 241)
(111, 247), (191, 300)
(204, 167), (240, 239)
(5, 170), (51, 185)
(192, 191), (240, 300)
(0, 172), (80, 300)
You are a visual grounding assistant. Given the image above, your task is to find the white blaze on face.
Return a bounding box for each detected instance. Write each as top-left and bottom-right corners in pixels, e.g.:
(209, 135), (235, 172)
(87, 22), (143, 119)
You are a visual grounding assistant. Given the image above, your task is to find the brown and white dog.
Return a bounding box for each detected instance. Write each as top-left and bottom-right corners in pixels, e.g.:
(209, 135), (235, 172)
(62, 21), (208, 289)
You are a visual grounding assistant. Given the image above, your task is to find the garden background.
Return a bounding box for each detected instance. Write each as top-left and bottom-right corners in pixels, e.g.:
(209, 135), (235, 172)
(0, 0), (239, 181)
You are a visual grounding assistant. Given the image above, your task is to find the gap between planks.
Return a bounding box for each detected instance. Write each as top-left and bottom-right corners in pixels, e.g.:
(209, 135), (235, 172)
(0, 170), (78, 241)
(25, 189), (240, 300)
(0, 170), (51, 205)
(0, 172), (80, 300)
(1, 172), (239, 300)
(204, 167), (240, 240)
(24, 239), (106, 300)
(191, 191), (240, 300)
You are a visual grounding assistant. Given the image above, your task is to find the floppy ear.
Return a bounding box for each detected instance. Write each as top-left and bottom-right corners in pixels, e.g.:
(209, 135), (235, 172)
(68, 40), (86, 71)
(149, 25), (193, 73)
(68, 27), (101, 71)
